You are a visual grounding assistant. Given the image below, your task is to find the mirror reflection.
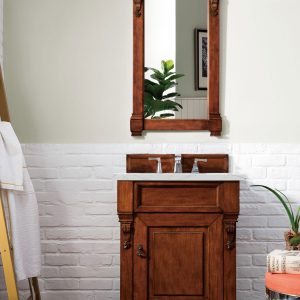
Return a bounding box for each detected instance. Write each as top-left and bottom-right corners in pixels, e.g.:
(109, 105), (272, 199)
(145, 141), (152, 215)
(144, 0), (208, 120)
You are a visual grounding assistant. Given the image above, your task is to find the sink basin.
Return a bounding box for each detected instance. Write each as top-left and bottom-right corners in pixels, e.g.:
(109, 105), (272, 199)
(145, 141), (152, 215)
(115, 173), (243, 181)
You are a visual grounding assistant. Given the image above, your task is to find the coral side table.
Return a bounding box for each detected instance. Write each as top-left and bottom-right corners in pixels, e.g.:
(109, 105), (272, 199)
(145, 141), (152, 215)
(266, 272), (300, 299)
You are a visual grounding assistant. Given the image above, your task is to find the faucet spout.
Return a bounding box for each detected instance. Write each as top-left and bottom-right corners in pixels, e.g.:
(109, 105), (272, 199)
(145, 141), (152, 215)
(191, 158), (208, 173)
(148, 157), (162, 173)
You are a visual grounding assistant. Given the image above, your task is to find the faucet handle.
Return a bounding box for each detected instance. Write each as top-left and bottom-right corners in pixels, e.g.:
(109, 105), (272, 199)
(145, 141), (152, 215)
(148, 157), (162, 173)
(174, 155), (182, 173)
(191, 158), (208, 173)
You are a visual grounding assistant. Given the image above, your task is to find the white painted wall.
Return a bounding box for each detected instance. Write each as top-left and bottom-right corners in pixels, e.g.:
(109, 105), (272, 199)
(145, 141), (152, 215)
(3, 0), (300, 143)
(221, 0), (300, 142)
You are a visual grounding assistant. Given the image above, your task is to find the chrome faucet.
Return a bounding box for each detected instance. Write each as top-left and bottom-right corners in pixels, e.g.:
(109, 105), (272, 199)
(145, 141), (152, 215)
(191, 158), (208, 173)
(174, 155), (182, 173)
(148, 157), (162, 173)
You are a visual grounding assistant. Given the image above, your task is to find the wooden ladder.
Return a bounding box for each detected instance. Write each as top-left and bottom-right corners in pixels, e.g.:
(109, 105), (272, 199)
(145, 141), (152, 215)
(0, 67), (41, 300)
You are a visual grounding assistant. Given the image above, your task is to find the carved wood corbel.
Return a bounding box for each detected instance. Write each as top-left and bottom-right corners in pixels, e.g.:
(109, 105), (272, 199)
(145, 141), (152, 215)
(210, 0), (219, 16)
(134, 0), (143, 17)
(224, 219), (237, 250)
(121, 222), (132, 249)
(209, 113), (222, 136)
(130, 114), (144, 136)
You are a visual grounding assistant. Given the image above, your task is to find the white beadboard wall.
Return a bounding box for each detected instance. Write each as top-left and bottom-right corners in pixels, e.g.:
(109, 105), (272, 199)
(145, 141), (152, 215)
(0, 143), (299, 300)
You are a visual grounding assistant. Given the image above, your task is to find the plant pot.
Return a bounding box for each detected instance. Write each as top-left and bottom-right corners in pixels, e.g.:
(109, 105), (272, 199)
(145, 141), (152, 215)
(285, 231), (300, 250)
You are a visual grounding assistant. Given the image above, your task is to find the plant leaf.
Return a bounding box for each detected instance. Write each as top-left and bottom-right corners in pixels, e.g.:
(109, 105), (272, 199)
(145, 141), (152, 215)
(144, 92), (155, 118)
(166, 73), (185, 81)
(144, 92), (154, 103)
(159, 113), (175, 118)
(164, 71), (176, 77)
(163, 60), (174, 73)
(144, 79), (157, 86)
(295, 206), (300, 232)
(161, 60), (166, 73)
(145, 83), (165, 100)
(276, 189), (294, 220)
(162, 92), (181, 99)
(149, 68), (165, 77)
(251, 185), (296, 231)
(148, 67), (162, 74)
(144, 95), (181, 118)
(153, 99), (181, 111)
(150, 73), (165, 82)
(144, 59), (185, 119)
(163, 82), (177, 91)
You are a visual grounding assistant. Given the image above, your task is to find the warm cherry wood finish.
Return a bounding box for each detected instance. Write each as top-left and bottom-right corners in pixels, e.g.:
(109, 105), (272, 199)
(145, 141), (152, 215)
(144, 119), (209, 131)
(126, 154), (175, 173)
(150, 229), (205, 295)
(130, 0), (222, 136)
(118, 178), (240, 300)
(134, 214), (223, 300)
(181, 154), (229, 173)
(0, 66), (10, 122)
(134, 182), (222, 213)
(126, 154), (228, 173)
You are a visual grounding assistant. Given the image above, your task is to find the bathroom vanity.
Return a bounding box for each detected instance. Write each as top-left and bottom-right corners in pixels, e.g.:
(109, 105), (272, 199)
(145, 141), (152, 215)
(117, 155), (240, 300)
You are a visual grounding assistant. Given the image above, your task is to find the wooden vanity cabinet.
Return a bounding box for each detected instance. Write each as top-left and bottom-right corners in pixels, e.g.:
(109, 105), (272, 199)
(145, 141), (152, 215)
(118, 180), (240, 300)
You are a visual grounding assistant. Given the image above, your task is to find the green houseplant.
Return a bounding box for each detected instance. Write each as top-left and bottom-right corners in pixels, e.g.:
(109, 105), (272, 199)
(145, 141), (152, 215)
(144, 59), (184, 119)
(252, 185), (300, 249)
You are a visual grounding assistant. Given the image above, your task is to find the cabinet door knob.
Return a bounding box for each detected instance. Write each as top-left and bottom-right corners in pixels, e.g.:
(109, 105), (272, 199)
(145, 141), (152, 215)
(137, 244), (147, 258)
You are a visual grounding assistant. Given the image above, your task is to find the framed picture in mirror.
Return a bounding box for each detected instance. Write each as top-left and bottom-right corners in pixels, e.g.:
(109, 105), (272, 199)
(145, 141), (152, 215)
(195, 29), (208, 91)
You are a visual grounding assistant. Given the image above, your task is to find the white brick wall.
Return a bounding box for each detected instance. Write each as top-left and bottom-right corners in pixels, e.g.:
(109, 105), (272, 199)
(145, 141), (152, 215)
(1, 143), (300, 300)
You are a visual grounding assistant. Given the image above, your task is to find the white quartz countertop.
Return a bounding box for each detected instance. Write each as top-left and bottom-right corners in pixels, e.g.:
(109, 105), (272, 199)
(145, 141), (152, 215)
(115, 173), (244, 181)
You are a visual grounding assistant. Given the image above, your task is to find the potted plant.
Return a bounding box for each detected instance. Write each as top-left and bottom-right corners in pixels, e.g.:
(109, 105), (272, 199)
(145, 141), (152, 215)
(252, 185), (300, 250)
(144, 59), (184, 119)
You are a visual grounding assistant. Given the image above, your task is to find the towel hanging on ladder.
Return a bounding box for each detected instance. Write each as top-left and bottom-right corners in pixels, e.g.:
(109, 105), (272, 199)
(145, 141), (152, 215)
(0, 121), (41, 281)
(0, 64), (41, 299)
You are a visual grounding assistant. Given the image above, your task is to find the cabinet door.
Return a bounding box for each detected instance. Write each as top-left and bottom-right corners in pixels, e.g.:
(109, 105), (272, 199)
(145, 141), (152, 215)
(133, 214), (223, 300)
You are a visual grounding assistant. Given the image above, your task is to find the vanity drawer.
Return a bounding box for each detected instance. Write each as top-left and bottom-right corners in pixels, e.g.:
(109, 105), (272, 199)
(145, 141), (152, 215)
(134, 182), (226, 212)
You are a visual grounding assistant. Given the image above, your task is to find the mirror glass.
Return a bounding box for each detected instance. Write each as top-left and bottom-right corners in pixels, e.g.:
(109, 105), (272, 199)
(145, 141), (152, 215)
(144, 0), (208, 120)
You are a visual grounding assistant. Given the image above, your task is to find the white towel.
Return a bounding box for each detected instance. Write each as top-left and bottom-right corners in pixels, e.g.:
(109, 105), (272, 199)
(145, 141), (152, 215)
(0, 122), (23, 191)
(0, 121), (41, 281)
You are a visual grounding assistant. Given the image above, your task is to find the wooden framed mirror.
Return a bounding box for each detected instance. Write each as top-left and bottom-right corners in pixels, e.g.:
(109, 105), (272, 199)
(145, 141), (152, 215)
(130, 0), (221, 136)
